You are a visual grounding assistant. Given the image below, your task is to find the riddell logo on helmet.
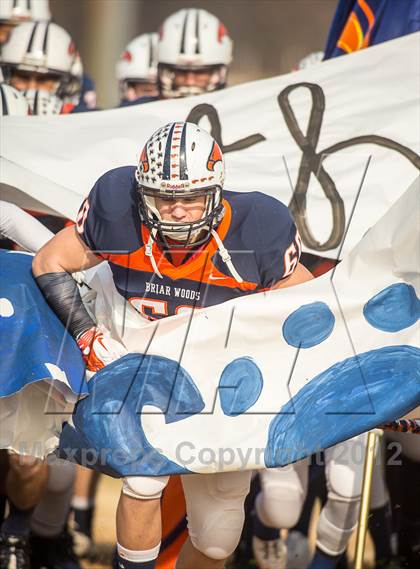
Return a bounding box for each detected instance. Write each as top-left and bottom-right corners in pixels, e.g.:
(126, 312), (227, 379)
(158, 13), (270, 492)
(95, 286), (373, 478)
(161, 182), (190, 190)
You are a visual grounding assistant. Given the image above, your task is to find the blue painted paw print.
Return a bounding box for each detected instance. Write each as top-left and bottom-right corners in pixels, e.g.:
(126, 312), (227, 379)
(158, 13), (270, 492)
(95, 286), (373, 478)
(363, 283), (420, 332)
(59, 281), (420, 476)
(59, 354), (205, 477)
(282, 301), (335, 348)
(265, 282), (420, 467)
(60, 354), (264, 475)
(219, 357), (263, 416)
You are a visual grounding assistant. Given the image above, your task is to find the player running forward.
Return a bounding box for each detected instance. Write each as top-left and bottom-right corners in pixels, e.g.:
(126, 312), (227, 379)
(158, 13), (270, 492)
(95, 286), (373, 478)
(33, 122), (313, 569)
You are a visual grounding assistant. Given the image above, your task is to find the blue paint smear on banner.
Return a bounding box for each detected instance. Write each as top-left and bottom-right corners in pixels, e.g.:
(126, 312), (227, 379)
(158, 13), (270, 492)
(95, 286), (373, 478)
(282, 302), (335, 348)
(265, 346), (420, 467)
(219, 357), (263, 416)
(59, 354), (205, 476)
(363, 283), (420, 333)
(0, 250), (86, 397)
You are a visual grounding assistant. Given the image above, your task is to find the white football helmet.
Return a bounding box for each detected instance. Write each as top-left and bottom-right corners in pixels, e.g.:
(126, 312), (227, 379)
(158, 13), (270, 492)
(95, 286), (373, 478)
(157, 8), (233, 98)
(136, 121), (225, 246)
(1, 21), (78, 98)
(0, 0), (50, 24)
(116, 32), (158, 89)
(0, 83), (30, 115)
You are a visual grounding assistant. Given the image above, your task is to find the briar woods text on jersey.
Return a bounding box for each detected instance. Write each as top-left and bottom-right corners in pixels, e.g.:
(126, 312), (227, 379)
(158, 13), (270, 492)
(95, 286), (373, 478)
(144, 281), (201, 301)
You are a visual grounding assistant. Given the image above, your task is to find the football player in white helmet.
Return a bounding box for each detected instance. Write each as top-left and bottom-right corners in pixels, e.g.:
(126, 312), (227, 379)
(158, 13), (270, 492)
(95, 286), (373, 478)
(0, 0), (50, 46)
(0, 82), (29, 115)
(157, 8), (233, 99)
(116, 33), (159, 106)
(33, 121), (313, 569)
(0, 21), (80, 112)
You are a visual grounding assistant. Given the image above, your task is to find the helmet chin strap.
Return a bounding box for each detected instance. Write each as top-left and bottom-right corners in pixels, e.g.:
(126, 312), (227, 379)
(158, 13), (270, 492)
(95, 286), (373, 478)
(210, 229), (243, 284)
(145, 225), (244, 284)
(145, 229), (163, 279)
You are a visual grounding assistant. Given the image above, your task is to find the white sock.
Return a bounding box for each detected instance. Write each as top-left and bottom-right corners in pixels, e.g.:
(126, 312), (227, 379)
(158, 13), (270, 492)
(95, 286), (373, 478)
(71, 496), (93, 510)
(117, 542), (161, 562)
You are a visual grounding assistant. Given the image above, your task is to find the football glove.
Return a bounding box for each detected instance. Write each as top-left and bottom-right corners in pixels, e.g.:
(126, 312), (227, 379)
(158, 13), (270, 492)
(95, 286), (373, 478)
(77, 326), (127, 372)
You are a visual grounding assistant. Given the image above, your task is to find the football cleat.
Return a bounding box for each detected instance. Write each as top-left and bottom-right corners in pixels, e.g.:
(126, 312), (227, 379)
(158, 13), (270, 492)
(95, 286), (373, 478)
(0, 534), (30, 569)
(30, 530), (82, 569)
(252, 535), (287, 569)
(285, 531), (311, 569)
(68, 528), (94, 560)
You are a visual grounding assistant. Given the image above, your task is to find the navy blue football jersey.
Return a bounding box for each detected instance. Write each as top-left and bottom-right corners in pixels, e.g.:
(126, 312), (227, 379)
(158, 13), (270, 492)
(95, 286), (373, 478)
(76, 166), (301, 320)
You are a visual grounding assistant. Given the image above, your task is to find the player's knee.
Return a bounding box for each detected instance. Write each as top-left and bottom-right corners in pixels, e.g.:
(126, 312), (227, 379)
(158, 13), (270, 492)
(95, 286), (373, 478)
(316, 494), (361, 555)
(327, 463), (362, 502)
(122, 475), (169, 500)
(190, 508), (245, 560)
(188, 472), (250, 560)
(8, 453), (45, 480)
(256, 482), (305, 529)
(47, 460), (76, 493)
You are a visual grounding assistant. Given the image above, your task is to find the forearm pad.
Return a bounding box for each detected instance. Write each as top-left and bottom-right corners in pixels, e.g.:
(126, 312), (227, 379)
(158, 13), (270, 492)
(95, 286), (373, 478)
(35, 272), (95, 340)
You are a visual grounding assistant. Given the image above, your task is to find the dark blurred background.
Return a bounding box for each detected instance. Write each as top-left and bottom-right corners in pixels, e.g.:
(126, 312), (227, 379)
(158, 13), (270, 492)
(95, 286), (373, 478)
(49, 0), (336, 107)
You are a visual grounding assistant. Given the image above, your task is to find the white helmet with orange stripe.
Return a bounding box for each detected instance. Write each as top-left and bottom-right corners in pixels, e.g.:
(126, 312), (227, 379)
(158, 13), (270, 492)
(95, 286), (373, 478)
(136, 121), (225, 247)
(116, 32), (158, 100)
(0, 21), (78, 99)
(157, 8), (233, 98)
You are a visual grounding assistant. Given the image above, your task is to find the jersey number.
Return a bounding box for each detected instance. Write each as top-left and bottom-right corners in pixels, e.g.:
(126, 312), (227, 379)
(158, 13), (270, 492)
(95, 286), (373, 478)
(283, 232), (302, 278)
(76, 199), (89, 234)
(129, 298), (198, 320)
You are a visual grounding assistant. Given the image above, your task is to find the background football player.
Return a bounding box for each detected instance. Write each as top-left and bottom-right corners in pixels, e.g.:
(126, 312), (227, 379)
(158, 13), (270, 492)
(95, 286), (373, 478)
(157, 8), (232, 99)
(0, 20), (82, 114)
(116, 32), (159, 107)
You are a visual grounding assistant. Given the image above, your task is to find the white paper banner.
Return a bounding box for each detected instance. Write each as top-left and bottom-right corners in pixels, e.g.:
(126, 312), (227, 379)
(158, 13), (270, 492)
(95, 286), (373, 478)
(1, 33), (419, 258)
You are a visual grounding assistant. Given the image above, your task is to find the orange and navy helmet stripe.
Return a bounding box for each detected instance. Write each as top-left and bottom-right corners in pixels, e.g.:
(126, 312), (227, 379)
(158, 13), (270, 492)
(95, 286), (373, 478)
(162, 122), (188, 181)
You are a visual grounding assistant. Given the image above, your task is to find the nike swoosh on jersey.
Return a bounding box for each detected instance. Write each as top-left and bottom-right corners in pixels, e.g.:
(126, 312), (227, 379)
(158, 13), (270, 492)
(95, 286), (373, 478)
(208, 274), (229, 281)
